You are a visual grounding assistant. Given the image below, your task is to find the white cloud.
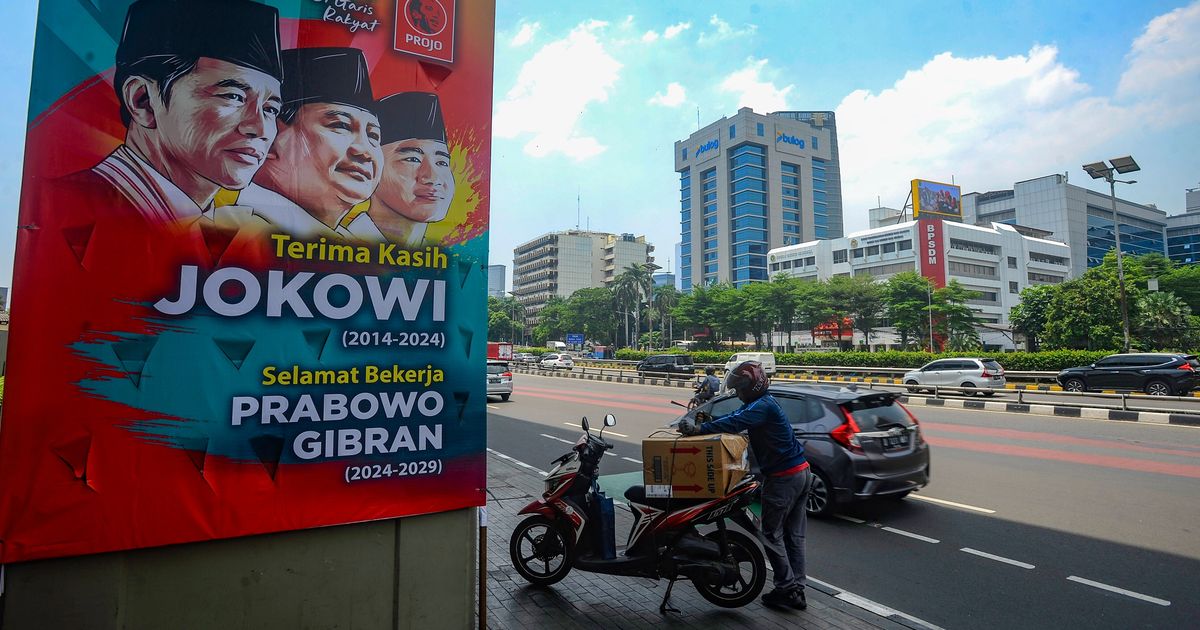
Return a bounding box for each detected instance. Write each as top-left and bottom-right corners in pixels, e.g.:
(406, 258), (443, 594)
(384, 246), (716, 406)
(664, 22), (691, 39)
(510, 22), (540, 47)
(493, 21), (622, 161)
(718, 58), (792, 112)
(698, 15), (755, 45)
(1116, 1), (1200, 124)
(649, 82), (687, 107)
(834, 45), (1142, 226)
(641, 21), (690, 43)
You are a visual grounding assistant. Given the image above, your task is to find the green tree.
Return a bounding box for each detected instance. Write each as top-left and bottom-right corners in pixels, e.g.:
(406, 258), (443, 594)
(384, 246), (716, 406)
(673, 284), (718, 348)
(1042, 276), (1123, 350)
(768, 276), (802, 350)
(793, 280), (833, 347)
(652, 285), (681, 346)
(1160, 264), (1200, 313)
(932, 281), (982, 351)
(564, 287), (617, 345)
(709, 283), (750, 350)
(1009, 284), (1056, 351)
(614, 263), (654, 348)
(825, 276), (857, 349)
(845, 276), (885, 348)
(882, 272), (934, 350)
(531, 296), (568, 346)
(1136, 290), (1194, 350)
(487, 296), (524, 343)
(740, 281), (776, 350)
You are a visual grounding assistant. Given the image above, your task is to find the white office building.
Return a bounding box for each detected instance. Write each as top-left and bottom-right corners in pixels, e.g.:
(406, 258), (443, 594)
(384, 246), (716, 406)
(767, 220), (1072, 350)
(512, 230), (654, 325)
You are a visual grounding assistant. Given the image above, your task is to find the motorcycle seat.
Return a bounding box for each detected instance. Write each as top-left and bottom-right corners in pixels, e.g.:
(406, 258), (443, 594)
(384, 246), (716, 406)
(623, 485), (714, 510)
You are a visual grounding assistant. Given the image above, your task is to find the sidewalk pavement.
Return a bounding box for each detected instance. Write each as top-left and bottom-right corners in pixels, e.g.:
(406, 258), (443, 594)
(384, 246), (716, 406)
(484, 450), (926, 630)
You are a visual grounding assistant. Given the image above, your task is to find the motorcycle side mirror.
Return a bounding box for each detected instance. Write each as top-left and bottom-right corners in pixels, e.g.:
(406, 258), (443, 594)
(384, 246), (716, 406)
(603, 414), (616, 427)
(581, 416), (590, 433)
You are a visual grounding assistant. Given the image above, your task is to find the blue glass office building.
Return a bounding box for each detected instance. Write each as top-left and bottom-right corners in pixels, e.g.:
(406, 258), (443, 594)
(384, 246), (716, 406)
(963, 174), (1169, 279)
(675, 108), (843, 290)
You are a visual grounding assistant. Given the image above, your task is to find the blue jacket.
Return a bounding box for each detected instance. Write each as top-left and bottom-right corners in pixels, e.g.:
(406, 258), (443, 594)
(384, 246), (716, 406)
(698, 395), (806, 475)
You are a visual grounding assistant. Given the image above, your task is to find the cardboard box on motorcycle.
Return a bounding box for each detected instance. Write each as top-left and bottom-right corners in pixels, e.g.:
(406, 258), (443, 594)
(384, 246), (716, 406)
(642, 434), (749, 499)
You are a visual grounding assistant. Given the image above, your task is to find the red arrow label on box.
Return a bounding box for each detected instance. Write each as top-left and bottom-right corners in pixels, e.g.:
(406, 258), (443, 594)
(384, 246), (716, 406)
(670, 447), (700, 454)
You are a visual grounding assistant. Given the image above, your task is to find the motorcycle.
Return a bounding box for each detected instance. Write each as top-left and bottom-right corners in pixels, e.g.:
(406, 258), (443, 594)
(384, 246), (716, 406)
(508, 414), (766, 613)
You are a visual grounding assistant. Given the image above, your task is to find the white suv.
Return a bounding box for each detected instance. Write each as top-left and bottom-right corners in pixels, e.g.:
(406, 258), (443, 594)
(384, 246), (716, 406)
(540, 354), (575, 370)
(903, 358), (1006, 395)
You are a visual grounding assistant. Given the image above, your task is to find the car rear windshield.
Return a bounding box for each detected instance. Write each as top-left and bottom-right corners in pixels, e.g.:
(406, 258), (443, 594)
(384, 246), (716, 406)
(841, 397), (913, 431)
(676, 356), (694, 365)
(982, 360), (1003, 372)
(486, 363), (509, 375)
(1187, 356), (1200, 369)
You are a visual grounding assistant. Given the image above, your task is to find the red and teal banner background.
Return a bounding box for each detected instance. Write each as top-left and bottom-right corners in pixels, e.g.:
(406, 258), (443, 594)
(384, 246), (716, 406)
(1, 0), (493, 563)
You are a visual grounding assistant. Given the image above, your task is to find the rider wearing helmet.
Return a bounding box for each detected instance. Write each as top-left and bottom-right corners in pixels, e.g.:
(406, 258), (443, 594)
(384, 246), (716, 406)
(680, 361), (812, 610)
(694, 366), (721, 403)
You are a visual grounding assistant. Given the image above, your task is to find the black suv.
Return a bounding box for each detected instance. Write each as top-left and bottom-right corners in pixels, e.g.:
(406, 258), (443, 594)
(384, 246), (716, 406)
(1057, 353), (1200, 396)
(681, 384), (930, 516)
(635, 354), (695, 378)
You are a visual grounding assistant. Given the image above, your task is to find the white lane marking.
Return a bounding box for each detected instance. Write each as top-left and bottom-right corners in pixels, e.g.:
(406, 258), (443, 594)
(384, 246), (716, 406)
(487, 405), (499, 410)
(960, 547), (1035, 569)
(621, 456), (643, 464)
(560, 422), (628, 437)
(1066, 576), (1171, 606)
(909, 494), (996, 514)
(806, 577), (945, 630)
(836, 592), (899, 617)
(835, 515), (866, 524)
(486, 448), (548, 476)
(541, 433), (574, 445)
(881, 526), (940, 544)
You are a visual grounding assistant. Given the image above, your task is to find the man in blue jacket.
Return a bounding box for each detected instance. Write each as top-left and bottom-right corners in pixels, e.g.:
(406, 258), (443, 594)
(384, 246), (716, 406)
(681, 361), (812, 610)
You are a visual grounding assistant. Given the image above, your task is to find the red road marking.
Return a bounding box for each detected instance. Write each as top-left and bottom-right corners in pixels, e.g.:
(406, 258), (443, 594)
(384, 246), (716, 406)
(925, 436), (1200, 479)
(519, 383), (685, 406)
(510, 385), (1200, 479)
(922, 422), (1200, 459)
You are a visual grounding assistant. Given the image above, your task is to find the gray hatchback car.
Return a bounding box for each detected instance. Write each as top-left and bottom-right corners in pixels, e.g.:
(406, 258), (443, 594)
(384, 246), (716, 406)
(682, 384), (930, 516)
(903, 357), (1006, 395)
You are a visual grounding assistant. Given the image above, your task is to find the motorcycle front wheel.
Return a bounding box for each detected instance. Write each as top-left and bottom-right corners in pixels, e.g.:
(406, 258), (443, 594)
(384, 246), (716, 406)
(693, 529), (766, 608)
(509, 515), (573, 586)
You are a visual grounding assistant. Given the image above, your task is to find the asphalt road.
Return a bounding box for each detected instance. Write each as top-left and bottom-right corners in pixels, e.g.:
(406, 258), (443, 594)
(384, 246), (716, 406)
(487, 373), (1200, 630)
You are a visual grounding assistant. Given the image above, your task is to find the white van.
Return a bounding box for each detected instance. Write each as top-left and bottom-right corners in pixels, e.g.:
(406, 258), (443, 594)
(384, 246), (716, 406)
(546, 341), (567, 351)
(723, 352), (777, 375)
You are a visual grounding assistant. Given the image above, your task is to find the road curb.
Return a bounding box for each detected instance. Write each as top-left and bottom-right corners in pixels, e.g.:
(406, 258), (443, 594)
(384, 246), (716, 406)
(899, 395), (1200, 425)
(514, 367), (1200, 426)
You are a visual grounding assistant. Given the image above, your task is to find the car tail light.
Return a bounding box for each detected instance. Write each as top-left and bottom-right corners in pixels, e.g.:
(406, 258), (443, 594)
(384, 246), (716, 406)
(898, 402), (925, 445)
(1178, 363), (1195, 372)
(502, 371), (513, 379)
(980, 369), (992, 378)
(832, 406), (863, 453)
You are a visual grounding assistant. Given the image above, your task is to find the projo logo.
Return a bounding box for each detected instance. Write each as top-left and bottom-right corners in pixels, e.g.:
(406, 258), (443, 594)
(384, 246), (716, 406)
(776, 132), (805, 148)
(695, 139), (719, 158)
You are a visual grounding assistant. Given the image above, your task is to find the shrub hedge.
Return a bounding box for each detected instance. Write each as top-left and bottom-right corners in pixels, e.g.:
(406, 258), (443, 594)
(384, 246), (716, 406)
(611, 349), (1114, 371)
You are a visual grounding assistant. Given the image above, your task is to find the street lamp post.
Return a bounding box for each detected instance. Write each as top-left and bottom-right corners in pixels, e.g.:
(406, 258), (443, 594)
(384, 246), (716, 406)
(1083, 156), (1140, 354)
(927, 284), (935, 352)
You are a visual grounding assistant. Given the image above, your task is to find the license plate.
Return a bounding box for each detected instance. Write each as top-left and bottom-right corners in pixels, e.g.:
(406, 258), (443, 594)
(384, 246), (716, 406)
(881, 435), (908, 449)
(488, 378), (499, 384)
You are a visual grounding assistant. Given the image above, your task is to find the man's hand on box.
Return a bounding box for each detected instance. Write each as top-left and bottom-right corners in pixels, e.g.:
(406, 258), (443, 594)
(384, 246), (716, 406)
(694, 411), (712, 424)
(678, 417), (701, 436)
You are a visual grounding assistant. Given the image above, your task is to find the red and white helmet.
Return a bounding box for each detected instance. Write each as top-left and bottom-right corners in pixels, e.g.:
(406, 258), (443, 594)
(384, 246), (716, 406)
(727, 361), (769, 403)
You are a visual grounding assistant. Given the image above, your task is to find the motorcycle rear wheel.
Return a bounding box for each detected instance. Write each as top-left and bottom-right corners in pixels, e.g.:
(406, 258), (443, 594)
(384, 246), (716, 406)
(693, 529), (766, 608)
(509, 515), (573, 586)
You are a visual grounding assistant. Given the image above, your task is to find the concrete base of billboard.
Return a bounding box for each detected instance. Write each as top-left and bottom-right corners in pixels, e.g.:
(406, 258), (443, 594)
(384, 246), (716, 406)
(2, 508), (477, 629)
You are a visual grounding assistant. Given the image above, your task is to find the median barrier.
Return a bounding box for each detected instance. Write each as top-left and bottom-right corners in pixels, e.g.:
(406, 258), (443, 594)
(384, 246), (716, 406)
(511, 364), (1200, 424)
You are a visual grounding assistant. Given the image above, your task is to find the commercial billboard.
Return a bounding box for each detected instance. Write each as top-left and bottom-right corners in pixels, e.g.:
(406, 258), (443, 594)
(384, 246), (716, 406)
(1, 0), (494, 563)
(911, 179), (962, 220)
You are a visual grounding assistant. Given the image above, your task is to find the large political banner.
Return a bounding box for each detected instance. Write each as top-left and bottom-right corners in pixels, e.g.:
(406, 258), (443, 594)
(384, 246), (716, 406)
(1, 0), (493, 563)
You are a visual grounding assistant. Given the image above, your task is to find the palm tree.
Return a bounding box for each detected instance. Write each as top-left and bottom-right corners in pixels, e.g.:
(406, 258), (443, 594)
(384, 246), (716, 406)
(615, 263), (654, 348)
(653, 285), (680, 346)
(612, 275), (640, 347)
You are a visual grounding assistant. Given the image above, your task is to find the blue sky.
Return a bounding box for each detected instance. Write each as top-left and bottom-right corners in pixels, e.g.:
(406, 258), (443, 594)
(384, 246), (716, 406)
(2, 0), (1199, 293)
